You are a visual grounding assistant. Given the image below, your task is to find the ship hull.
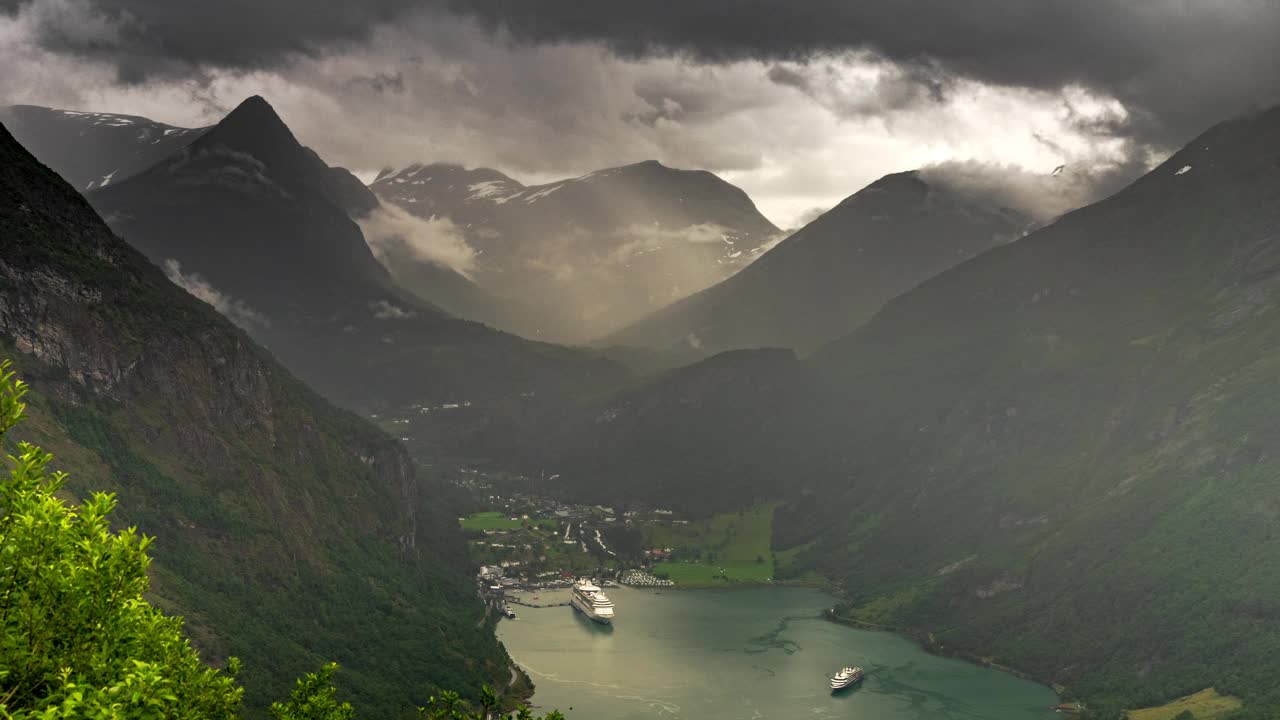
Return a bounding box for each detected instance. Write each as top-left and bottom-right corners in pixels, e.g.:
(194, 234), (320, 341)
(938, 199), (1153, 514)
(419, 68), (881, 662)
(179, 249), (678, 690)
(571, 596), (613, 624)
(829, 672), (864, 691)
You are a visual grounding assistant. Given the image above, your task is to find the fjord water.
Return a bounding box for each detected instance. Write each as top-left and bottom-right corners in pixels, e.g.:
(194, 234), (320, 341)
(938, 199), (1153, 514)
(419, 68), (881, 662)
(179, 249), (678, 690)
(499, 587), (1058, 720)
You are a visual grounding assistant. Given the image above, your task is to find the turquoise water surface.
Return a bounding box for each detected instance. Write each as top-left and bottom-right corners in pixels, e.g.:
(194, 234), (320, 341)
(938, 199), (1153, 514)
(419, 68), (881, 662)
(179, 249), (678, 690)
(497, 586), (1060, 720)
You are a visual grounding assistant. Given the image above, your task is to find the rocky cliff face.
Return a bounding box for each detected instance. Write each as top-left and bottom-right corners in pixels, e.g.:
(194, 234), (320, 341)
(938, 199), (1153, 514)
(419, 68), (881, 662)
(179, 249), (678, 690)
(0, 249), (422, 541)
(1, 146), (418, 535)
(1, 121), (508, 717)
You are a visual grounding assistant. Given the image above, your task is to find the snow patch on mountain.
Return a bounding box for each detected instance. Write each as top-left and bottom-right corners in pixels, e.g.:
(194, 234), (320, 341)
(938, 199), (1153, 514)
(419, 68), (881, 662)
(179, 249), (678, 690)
(523, 183), (565, 203)
(468, 180), (520, 202)
(572, 167), (624, 183)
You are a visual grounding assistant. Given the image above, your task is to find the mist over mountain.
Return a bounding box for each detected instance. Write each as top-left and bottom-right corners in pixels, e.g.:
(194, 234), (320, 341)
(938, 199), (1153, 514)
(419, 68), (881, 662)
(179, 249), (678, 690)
(81, 96), (624, 429)
(610, 169), (1032, 357)
(370, 159), (781, 342)
(90, 96), (403, 322)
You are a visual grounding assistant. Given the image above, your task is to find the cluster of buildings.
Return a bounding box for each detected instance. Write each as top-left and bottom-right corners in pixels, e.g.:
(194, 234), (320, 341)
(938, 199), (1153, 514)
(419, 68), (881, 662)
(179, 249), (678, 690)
(448, 468), (685, 527)
(456, 470), (702, 593)
(479, 565), (616, 595)
(478, 565), (523, 592)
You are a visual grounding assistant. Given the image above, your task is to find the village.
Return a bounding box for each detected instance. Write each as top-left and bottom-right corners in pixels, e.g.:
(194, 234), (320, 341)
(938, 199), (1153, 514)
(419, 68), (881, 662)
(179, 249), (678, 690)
(450, 471), (693, 611)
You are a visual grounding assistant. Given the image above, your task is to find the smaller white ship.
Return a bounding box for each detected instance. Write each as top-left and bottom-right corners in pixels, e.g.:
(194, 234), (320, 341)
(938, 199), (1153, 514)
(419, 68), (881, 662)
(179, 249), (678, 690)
(829, 666), (864, 691)
(570, 580), (615, 624)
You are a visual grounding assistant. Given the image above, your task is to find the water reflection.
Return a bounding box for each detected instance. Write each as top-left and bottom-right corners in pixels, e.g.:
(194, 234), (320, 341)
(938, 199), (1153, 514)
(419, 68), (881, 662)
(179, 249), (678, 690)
(499, 586), (1059, 720)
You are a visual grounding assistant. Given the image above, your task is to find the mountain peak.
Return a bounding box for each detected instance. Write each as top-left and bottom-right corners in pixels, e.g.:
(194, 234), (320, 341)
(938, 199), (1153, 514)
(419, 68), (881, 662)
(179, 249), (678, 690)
(196, 95), (301, 161)
(610, 164), (1027, 355)
(617, 159), (673, 174)
(828, 170), (928, 212)
(235, 94), (271, 110)
(866, 169), (927, 191)
(219, 95), (284, 128)
(373, 162), (516, 187)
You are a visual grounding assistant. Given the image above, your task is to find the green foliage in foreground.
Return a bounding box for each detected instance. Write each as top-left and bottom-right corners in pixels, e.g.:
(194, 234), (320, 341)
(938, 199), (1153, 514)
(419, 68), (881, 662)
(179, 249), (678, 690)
(272, 666), (565, 720)
(0, 361), (242, 718)
(419, 686), (563, 720)
(0, 362), (563, 719)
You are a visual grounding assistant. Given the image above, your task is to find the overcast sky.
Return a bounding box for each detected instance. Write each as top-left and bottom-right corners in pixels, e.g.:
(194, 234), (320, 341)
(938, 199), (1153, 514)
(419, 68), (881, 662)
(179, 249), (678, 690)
(2, 0), (1277, 227)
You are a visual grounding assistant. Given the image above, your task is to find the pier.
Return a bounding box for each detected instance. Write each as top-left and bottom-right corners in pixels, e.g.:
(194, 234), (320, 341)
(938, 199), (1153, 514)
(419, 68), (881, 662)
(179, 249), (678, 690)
(506, 598), (571, 609)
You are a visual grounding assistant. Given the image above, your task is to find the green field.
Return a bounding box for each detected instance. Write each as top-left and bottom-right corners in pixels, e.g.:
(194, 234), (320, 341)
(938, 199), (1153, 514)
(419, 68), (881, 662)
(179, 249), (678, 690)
(644, 504), (776, 586)
(1126, 688), (1242, 720)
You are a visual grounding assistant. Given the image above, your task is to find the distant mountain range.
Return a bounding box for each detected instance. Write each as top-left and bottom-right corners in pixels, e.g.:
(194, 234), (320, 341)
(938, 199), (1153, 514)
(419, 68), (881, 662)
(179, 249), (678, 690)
(0, 119), (518, 716)
(370, 159), (781, 342)
(73, 97), (623, 429)
(0, 103), (785, 349)
(15, 87), (1280, 718)
(530, 102), (1280, 716)
(609, 169), (1032, 357)
(0, 104), (208, 191)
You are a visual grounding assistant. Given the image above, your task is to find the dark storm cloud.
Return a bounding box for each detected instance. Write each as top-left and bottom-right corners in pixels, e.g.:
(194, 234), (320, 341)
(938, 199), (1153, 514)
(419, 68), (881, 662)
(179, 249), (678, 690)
(7, 0), (1276, 148)
(1, 0), (420, 80)
(349, 71), (406, 95)
(766, 65), (808, 91)
(444, 0), (1280, 147)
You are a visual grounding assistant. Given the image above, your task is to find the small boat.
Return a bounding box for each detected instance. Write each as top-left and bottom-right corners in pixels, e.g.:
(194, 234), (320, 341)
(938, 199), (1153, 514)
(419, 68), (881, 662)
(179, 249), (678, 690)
(830, 666), (864, 691)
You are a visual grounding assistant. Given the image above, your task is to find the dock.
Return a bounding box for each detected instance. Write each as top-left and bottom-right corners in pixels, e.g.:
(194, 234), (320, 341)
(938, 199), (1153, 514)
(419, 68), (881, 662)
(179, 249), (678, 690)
(506, 597), (572, 609)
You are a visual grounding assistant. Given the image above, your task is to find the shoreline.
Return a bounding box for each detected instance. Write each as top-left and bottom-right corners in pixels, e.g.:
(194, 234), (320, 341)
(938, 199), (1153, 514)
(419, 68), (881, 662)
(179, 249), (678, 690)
(821, 611), (1065, 703)
(499, 582), (1066, 718)
(624, 580), (1067, 704)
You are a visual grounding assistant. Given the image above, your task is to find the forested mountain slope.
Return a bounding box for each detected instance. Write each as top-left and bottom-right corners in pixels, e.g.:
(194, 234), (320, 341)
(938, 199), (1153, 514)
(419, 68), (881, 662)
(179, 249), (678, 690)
(0, 121), (519, 717)
(536, 103), (1280, 717)
(773, 103), (1280, 716)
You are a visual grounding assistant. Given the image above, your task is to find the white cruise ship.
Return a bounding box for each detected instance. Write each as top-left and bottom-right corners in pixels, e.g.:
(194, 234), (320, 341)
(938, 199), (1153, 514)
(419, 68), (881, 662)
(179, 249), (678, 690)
(570, 580), (615, 624)
(829, 666), (864, 691)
